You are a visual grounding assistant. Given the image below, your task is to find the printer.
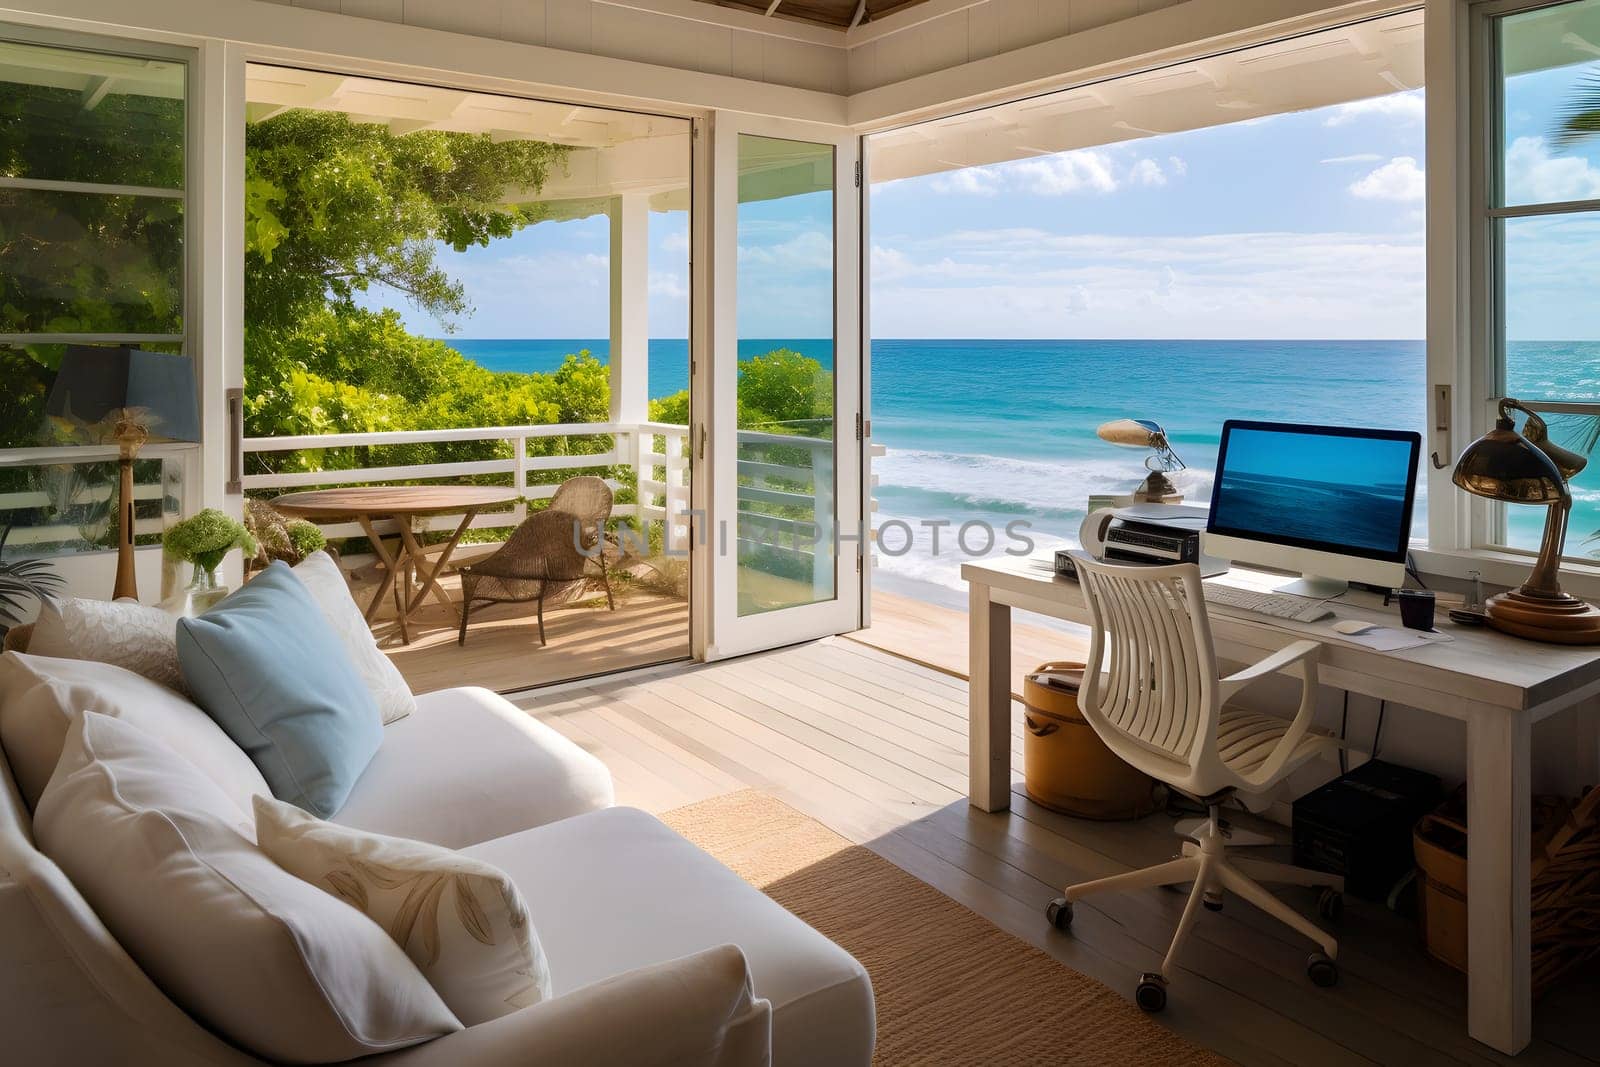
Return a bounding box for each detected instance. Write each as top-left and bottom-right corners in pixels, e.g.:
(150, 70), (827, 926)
(1056, 503), (1228, 579)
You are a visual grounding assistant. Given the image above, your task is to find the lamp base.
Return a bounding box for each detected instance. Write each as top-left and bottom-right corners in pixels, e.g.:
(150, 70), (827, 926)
(1485, 588), (1600, 645)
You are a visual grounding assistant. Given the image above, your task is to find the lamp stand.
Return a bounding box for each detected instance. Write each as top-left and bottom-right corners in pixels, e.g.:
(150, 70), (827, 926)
(112, 421), (147, 602)
(1487, 493), (1600, 645)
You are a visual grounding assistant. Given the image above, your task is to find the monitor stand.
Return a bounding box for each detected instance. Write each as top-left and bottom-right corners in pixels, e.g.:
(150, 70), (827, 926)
(1276, 574), (1349, 600)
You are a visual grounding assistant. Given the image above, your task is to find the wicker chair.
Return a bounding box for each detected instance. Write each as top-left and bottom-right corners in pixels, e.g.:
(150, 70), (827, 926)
(456, 476), (616, 647)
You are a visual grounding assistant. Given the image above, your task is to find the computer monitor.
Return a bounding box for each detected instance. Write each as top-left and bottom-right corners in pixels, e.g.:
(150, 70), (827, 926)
(1202, 420), (1422, 598)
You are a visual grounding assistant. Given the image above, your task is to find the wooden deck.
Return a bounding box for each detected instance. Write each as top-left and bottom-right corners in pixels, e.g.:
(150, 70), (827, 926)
(517, 637), (1600, 1067)
(358, 570), (690, 694)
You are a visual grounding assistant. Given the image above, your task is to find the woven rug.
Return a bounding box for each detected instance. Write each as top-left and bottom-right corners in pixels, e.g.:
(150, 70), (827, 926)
(662, 790), (1231, 1067)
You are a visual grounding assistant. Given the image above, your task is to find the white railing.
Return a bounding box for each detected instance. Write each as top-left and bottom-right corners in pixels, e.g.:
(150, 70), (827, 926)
(241, 421), (695, 550)
(0, 444), (186, 548)
(0, 424), (861, 572)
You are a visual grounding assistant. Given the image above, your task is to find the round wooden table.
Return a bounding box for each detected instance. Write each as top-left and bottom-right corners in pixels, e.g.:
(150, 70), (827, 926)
(272, 485), (519, 645)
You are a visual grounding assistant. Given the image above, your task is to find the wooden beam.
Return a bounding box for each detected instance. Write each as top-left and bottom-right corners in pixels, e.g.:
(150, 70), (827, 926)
(78, 74), (114, 111)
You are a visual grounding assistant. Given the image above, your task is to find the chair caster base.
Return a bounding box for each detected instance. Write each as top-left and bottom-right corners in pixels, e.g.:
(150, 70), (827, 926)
(1317, 887), (1343, 923)
(1046, 897), (1073, 931)
(1136, 972), (1168, 1012)
(1202, 893), (1224, 912)
(1307, 951), (1339, 988)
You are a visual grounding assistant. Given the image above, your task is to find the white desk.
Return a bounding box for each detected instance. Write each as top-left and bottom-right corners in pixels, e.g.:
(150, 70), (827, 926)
(962, 554), (1600, 1056)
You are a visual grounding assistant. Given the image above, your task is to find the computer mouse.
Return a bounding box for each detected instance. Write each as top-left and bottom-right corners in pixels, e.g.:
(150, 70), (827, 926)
(1332, 619), (1377, 635)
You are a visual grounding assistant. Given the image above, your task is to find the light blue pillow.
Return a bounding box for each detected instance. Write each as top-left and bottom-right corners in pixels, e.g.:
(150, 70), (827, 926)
(177, 562), (381, 818)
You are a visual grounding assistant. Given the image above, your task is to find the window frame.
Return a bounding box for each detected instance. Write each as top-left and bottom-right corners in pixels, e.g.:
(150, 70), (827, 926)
(0, 24), (201, 557)
(1471, 0), (1600, 558)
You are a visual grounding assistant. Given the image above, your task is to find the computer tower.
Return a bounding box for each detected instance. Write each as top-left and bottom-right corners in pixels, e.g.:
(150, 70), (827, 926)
(1291, 759), (1442, 901)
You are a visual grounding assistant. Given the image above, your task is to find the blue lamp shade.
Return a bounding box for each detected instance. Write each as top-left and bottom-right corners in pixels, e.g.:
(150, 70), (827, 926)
(43, 346), (200, 444)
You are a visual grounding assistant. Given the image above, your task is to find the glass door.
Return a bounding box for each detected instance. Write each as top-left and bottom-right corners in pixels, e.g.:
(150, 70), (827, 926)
(708, 114), (861, 657)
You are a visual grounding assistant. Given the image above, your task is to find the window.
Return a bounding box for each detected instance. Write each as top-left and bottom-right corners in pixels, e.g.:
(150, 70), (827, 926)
(1484, 0), (1600, 556)
(0, 33), (191, 558)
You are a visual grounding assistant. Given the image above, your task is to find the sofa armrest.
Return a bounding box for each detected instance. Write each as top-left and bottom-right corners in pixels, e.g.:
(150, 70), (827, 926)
(373, 945), (771, 1067)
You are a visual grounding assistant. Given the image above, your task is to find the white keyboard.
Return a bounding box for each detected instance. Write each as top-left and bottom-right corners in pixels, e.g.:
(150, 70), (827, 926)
(1202, 584), (1335, 623)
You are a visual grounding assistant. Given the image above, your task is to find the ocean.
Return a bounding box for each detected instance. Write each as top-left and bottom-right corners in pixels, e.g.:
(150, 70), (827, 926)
(448, 338), (1600, 609)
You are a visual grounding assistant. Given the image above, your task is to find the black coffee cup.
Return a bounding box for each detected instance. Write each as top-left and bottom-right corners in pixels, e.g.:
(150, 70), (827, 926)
(1396, 589), (1436, 631)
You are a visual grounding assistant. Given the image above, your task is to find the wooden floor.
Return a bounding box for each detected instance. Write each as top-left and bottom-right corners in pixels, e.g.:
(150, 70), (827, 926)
(357, 570), (689, 694)
(855, 588), (1090, 697)
(517, 638), (1600, 1067)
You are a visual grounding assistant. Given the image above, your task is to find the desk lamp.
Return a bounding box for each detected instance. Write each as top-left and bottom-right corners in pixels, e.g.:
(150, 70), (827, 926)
(1096, 418), (1186, 502)
(1451, 398), (1600, 645)
(43, 347), (200, 602)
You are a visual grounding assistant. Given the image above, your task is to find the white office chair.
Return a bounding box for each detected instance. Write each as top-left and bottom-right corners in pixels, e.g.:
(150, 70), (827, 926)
(1046, 556), (1344, 1012)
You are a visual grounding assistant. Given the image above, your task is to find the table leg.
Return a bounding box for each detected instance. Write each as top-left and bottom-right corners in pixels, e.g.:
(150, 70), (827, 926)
(969, 580), (1012, 812)
(1466, 707), (1531, 1055)
(399, 509), (475, 619)
(358, 514), (411, 646)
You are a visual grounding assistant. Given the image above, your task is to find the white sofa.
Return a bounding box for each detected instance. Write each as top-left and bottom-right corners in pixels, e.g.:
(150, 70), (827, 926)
(0, 660), (876, 1066)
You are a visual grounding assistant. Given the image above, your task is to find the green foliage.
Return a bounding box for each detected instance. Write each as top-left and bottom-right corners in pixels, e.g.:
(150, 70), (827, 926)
(245, 111), (566, 332)
(286, 520), (327, 559)
(164, 508), (257, 574)
(0, 548), (63, 628)
(736, 349), (833, 433)
(646, 349), (834, 433)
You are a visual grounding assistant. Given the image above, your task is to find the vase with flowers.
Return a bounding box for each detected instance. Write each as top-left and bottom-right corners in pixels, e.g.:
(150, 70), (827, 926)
(163, 509), (258, 611)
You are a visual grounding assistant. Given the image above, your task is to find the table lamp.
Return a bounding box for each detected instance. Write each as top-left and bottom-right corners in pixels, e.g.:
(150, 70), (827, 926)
(43, 346), (200, 602)
(1096, 418), (1187, 502)
(1451, 398), (1600, 644)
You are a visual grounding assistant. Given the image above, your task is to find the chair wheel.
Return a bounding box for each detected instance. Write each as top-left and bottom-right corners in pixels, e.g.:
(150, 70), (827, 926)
(1135, 972), (1168, 1012)
(1317, 888), (1343, 922)
(1046, 897), (1073, 931)
(1307, 952), (1339, 988)
(1202, 890), (1223, 912)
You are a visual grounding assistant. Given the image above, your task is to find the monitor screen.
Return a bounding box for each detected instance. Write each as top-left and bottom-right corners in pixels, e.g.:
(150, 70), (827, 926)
(1206, 421), (1421, 563)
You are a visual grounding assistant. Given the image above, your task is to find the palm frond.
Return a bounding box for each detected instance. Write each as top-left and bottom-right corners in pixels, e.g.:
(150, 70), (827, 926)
(1553, 68), (1600, 149)
(0, 554), (64, 627)
(1556, 414), (1600, 456)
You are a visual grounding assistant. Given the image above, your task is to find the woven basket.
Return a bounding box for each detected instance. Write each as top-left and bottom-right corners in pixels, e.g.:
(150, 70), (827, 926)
(1415, 783), (1600, 995)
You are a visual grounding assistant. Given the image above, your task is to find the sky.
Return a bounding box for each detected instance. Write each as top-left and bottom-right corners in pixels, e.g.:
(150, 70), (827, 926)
(360, 56), (1600, 344)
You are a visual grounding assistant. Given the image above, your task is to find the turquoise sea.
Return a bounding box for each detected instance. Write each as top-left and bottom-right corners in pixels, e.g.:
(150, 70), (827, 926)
(449, 338), (1600, 603)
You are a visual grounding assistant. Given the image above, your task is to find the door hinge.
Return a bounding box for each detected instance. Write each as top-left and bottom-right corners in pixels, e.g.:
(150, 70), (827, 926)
(854, 160), (861, 188)
(698, 424), (707, 461)
(854, 412), (863, 441)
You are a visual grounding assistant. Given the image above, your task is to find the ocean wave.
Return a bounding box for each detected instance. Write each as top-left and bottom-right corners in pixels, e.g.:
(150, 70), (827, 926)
(873, 448), (1215, 518)
(871, 505), (1077, 593)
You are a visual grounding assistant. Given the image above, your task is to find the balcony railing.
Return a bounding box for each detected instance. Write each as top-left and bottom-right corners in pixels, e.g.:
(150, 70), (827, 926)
(241, 421), (695, 553)
(0, 422), (863, 572)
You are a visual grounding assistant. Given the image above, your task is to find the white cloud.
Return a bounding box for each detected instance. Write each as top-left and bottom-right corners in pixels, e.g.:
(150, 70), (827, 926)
(737, 230), (833, 270)
(1350, 156), (1425, 202)
(1504, 136), (1600, 203)
(1129, 158), (1167, 187)
(929, 148), (1185, 197)
(868, 228), (1425, 340)
(1321, 153), (1384, 165)
(648, 270), (687, 300)
(1324, 90), (1425, 127)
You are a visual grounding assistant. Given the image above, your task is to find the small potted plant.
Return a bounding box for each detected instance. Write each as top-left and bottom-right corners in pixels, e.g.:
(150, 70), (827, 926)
(163, 509), (258, 611)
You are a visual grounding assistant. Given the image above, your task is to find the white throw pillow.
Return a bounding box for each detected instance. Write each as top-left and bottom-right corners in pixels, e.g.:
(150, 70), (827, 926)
(291, 551), (416, 724)
(255, 794), (551, 1025)
(28, 596), (186, 694)
(35, 713), (460, 1062)
(0, 652), (269, 813)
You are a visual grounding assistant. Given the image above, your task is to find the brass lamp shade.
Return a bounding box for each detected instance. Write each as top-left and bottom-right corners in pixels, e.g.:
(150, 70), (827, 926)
(1451, 399), (1600, 645)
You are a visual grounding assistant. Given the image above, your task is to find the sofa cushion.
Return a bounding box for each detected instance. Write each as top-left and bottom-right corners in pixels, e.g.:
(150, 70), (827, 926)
(0, 652), (269, 814)
(462, 806), (875, 1067)
(256, 794), (552, 1026)
(34, 712), (461, 1063)
(292, 551), (415, 725)
(334, 687), (613, 849)
(178, 562), (382, 818)
(28, 596), (186, 694)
